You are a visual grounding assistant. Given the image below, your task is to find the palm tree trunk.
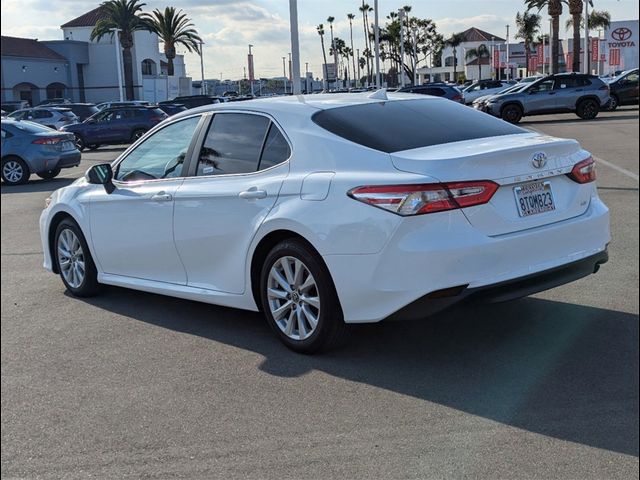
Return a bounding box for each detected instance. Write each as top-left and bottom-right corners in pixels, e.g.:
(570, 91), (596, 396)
(572, 14), (581, 72)
(551, 16), (560, 74)
(364, 12), (371, 83)
(167, 58), (175, 76)
(452, 47), (457, 81)
(320, 37), (328, 90)
(122, 47), (135, 100)
(525, 43), (530, 76)
(349, 22), (357, 87)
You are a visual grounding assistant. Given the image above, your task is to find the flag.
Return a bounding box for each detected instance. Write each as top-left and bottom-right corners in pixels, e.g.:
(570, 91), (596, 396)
(591, 38), (599, 62)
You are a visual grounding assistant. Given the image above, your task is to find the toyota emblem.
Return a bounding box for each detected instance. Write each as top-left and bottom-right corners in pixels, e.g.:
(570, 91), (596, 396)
(612, 27), (632, 41)
(532, 152), (548, 169)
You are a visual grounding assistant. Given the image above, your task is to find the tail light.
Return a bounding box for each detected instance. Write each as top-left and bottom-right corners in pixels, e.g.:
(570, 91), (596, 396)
(599, 84), (610, 91)
(348, 181), (498, 216)
(452, 94), (463, 102)
(567, 156), (596, 184)
(32, 137), (62, 145)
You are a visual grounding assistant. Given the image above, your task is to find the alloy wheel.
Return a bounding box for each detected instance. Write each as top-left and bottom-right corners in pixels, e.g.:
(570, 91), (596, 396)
(57, 228), (85, 289)
(2, 160), (25, 183)
(267, 256), (321, 341)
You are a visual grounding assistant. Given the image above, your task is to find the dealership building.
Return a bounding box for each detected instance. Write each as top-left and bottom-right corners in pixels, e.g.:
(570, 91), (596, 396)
(1, 6), (192, 106)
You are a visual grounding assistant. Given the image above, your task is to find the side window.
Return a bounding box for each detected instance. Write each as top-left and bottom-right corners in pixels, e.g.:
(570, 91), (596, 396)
(197, 113), (269, 176)
(95, 111), (114, 123)
(625, 72), (639, 83)
(555, 77), (579, 89)
(114, 116), (201, 182)
(259, 124), (291, 170)
(535, 79), (555, 92)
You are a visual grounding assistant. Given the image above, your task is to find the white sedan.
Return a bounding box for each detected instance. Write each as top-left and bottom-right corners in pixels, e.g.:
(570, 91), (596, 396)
(40, 92), (610, 352)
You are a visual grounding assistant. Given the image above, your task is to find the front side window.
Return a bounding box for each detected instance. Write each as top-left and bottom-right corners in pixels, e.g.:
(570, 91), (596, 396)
(534, 79), (555, 92)
(33, 110), (53, 119)
(114, 116), (200, 182)
(624, 72), (639, 83)
(555, 77), (579, 89)
(197, 113), (269, 176)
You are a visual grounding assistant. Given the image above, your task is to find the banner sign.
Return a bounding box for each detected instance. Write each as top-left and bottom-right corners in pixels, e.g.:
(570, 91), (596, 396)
(529, 57), (538, 72)
(591, 38), (599, 62)
(609, 48), (621, 66)
(536, 44), (543, 64)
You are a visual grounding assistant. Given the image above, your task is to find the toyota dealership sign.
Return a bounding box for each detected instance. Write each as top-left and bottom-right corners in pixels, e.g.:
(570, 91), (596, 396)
(604, 20), (639, 71)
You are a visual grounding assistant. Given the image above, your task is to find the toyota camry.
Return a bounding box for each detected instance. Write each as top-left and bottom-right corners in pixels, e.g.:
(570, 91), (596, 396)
(40, 91), (610, 352)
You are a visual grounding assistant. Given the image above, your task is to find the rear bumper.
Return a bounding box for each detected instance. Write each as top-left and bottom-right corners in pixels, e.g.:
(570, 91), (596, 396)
(324, 196), (610, 323)
(25, 150), (80, 173)
(387, 249), (608, 321)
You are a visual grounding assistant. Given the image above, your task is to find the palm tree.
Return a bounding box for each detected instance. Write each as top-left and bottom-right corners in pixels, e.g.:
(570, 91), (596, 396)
(516, 11), (542, 76)
(347, 13), (358, 87)
(142, 7), (201, 76)
(317, 24), (329, 90)
(91, 0), (149, 100)
(445, 32), (465, 83)
(567, 0), (589, 72)
(566, 8), (610, 73)
(327, 16), (338, 85)
(525, 0), (563, 74)
(359, 2), (372, 84)
(465, 44), (491, 80)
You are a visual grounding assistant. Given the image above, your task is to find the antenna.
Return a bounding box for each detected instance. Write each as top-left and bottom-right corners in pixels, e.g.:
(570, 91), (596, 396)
(368, 88), (388, 100)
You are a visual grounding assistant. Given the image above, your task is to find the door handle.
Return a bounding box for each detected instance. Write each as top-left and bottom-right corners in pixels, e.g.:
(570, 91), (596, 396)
(239, 188), (267, 200)
(151, 191), (172, 202)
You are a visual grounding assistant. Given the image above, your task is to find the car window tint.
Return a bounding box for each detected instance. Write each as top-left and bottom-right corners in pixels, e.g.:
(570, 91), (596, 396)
(114, 116), (200, 182)
(426, 88), (445, 96)
(312, 99), (525, 153)
(197, 113), (269, 176)
(259, 124), (290, 170)
(535, 79), (555, 91)
(555, 77), (580, 89)
(11, 121), (55, 133)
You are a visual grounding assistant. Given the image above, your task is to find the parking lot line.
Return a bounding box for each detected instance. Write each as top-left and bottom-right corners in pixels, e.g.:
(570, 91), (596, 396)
(593, 156), (639, 182)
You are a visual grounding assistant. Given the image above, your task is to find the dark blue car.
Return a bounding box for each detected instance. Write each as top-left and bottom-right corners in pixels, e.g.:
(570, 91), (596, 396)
(397, 83), (464, 103)
(61, 106), (167, 151)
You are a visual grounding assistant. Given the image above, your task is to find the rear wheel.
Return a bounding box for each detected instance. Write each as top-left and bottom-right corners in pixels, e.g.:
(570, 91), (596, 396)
(131, 129), (146, 142)
(501, 104), (523, 124)
(37, 166), (62, 180)
(54, 218), (100, 297)
(74, 135), (86, 152)
(1, 157), (29, 185)
(608, 94), (619, 111)
(260, 239), (349, 353)
(576, 98), (600, 119)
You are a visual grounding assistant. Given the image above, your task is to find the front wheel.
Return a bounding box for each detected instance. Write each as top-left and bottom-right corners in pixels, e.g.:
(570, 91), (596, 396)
(37, 166), (62, 180)
(501, 104), (523, 124)
(55, 218), (100, 297)
(576, 99), (600, 119)
(260, 239), (349, 353)
(608, 95), (619, 111)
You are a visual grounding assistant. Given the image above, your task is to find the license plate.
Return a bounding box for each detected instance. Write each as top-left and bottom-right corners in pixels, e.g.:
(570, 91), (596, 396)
(514, 181), (556, 217)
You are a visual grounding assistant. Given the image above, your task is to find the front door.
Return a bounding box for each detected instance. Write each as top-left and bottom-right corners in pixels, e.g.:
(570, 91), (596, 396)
(174, 113), (291, 294)
(89, 115), (202, 284)
(525, 78), (557, 114)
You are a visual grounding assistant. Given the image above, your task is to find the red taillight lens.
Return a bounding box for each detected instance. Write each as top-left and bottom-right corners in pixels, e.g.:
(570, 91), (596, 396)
(348, 181), (498, 216)
(452, 95), (463, 102)
(599, 84), (610, 91)
(32, 137), (62, 145)
(568, 156), (596, 184)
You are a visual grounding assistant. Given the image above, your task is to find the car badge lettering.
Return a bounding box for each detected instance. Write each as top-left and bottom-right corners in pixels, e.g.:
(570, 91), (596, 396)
(532, 152), (547, 169)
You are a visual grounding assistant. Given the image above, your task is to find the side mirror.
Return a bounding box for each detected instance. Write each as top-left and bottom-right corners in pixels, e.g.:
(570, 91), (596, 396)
(86, 163), (116, 194)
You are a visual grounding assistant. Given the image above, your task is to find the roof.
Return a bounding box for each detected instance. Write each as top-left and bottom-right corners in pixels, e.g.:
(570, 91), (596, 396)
(0, 36), (67, 61)
(61, 6), (108, 28)
(458, 27), (505, 43)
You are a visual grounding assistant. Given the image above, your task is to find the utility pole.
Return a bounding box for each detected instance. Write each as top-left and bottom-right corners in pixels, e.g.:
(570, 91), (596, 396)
(505, 25), (510, 80)
(289, 0), (302, 94)
(583, 0), (590, 74)
(199, 40), (206, 95)
(248, 44), (254, 96)
(282, 56), (287, 94)
(305, 62), (309, 93)
(398, 9), (406, 87)
(109, 28), (124, 101)
(374, 0), (381, 88)
(542, 33), (546, 75)
(356, 48), (361, 87)
(491, 36), (495, 79)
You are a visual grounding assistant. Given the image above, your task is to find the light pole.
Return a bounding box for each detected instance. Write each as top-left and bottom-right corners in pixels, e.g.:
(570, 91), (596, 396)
(289, 0), (302, 94)
(505, 24), (510, 80)
(542, 33), (546, 75)
(399, 9), (406, 87)
(199, 40), (206, 95)
(282, 56), (287, 94)
(109, 28), (124, 101)
(583, 0), (590, 74)
(374, 0), (381, 88)
(248, 44), (254, 96)
(491, 36), (495, 79)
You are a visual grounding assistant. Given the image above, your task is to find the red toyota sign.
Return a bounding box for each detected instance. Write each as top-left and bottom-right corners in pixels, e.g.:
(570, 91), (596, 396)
(529, 57), (538, 72)
(591, 38), (599, 62)
(536, 44), (544, 64)
(609, 48), (621, 66)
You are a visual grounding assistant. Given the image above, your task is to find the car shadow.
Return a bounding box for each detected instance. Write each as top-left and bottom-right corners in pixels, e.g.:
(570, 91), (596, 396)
(76, 286), (639, 457)
(86, 146), (127, 154)
(0, 177), (76, 194)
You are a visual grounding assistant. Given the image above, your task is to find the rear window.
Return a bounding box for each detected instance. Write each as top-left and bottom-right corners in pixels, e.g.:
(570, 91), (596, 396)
(7, 121), (53, 133)
(311, 99), (525, 153)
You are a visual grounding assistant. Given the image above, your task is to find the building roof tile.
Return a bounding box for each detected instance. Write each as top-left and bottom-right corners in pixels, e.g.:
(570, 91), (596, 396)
(0, 36), (67, 61)
(61, 6), (108, 28)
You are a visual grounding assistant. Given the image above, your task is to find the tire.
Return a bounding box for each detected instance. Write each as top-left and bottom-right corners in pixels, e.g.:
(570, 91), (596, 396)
(608, 95), (619, 111)
(1, 156), (30, 185)
(54, 218), (100, 297)
(74, 135), (86, 152)
(37, 166), (62, 180)
(501, 104), (523, 124)
(131, 129), (146, 143)
(260, 239), (350, 353)
(576, 98), (600, 120)
(87, 144), (100, 150)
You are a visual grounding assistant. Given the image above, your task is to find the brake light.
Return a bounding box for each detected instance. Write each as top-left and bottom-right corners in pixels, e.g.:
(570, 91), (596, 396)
(599, 84), (609, 91)
(452, 94), (463, 102)
(32, 137), (62, 145)
(567, 156), (596, 184)
(348, 181), (498, 216)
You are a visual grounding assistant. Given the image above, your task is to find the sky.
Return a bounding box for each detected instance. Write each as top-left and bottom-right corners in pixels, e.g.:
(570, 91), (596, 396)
(2, 0), (638, 80)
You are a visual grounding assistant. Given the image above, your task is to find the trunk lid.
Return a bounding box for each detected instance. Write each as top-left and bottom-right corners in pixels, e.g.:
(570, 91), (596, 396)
(390, 132), (593, 236)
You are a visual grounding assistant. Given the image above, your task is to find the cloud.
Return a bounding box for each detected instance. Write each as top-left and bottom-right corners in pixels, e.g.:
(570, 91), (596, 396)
(435, 14), (508, 36)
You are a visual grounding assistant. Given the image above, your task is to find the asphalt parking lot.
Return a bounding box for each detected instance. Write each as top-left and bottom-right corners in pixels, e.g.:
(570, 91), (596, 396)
(2, 108), (638, 479)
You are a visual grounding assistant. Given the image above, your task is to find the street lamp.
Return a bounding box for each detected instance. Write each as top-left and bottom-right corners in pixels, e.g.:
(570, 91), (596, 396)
(583, 0), (590, 74)
(374, 0), (381, 88)
(505, 24), (510, 81)
(199, 40), (206, 95)
(248, 44), (254, 96)
(282, 56), (287, 94)
(289, 0), (302, 94)
(109, 28), (124, 101)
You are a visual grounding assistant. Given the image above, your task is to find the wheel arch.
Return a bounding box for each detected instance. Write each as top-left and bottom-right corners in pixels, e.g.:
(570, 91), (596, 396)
(575, 94), (601, 107)
(500, 101), (524, 116)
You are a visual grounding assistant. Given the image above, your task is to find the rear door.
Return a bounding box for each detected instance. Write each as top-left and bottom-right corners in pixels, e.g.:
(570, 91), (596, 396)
(618, 71), (639, 103)
(553, 76), (582, 110)
(173, 112), (290, 293)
